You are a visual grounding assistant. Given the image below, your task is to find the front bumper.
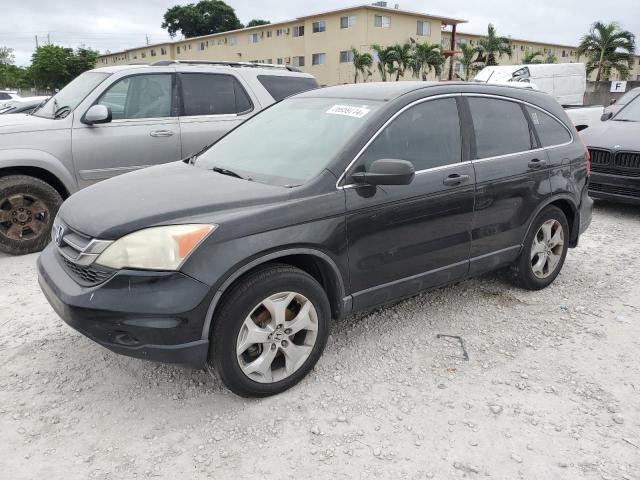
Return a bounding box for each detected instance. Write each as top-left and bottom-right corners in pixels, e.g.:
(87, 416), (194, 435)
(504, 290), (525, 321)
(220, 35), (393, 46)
(37, 244), (212, 366)
(589, 171), (640, 204)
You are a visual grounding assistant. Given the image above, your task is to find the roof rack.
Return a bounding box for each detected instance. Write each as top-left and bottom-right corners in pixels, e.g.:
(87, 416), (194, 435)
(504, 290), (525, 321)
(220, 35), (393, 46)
(149, 60), (301, 72)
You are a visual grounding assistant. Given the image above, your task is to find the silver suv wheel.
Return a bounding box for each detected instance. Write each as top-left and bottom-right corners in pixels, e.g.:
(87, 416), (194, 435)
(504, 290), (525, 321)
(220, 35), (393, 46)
(236, 291), (319, 383)
(530, 219), (564, 279)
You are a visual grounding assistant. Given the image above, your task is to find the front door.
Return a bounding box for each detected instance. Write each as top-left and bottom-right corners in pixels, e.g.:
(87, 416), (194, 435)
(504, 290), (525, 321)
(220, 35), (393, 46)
(72, 73), (181, 188)
(344, 96), (475, 310)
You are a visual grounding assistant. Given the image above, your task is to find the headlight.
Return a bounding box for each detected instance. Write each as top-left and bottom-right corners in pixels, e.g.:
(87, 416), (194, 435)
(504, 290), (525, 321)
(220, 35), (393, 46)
(95, 224), (216, 271)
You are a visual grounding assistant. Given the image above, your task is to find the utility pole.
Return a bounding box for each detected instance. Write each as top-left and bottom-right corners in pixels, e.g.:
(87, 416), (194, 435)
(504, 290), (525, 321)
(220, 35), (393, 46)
(146, 35), (150, 46)
(35, 35), (39, 48)
(47, 33), (51, 45)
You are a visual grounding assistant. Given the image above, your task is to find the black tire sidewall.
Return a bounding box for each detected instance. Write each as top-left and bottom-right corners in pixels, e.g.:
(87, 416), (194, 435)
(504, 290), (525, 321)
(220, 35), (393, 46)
(0, 175), (63, 255)
(516, 205), (569, 290)
(211, 265), (330, 397)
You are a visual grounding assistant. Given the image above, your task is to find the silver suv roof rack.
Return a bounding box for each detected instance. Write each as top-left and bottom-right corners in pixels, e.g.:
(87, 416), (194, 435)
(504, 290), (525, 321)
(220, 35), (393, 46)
(150, 60), (301, 72)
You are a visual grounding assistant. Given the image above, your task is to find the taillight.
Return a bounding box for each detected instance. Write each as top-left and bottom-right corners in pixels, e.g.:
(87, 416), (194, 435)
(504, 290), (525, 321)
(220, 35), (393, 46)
(585, 148), (591, 176)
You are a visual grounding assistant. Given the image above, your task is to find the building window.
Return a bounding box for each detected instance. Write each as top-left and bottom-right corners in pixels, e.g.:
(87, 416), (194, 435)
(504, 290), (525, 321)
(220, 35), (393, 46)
(312, 53), (326, 65)
(248, 33), (259, 44)
(198, 42), (206, 51)
(177, 46), (181, 54)
(141, 52), (146, 58)
(293, 25), (304, 37)
(374, 15), (390, 28)
(276, 29), (283, 36)
(292, 56), (305, 67)
(150, 49), (156, 57)
(339, 50), (354, 63)
(160, 47), (167, 55)
(188, 44), (192, 50)
(416, 20), (431, 36)
(229, 37), (237, 46)
(277, 58), (283, 65)
(312, 21), (326, 33)
(267, 30), (273, 38)
(267, 58), (273, 64)
(340, 15), (356, 29)
(132, 55), (137, 60)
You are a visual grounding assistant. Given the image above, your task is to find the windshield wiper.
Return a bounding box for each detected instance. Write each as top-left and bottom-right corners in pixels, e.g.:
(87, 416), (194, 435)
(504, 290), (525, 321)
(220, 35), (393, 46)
(614, 118), (637, 122)
(212, 167), (245, 180)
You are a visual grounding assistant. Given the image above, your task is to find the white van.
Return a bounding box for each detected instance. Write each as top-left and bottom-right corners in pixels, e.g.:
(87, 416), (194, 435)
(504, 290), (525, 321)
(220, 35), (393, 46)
(473, 63), (586, 106)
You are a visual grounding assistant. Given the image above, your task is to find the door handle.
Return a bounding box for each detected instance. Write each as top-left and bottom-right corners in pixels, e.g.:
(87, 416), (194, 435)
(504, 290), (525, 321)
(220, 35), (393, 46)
(527, 158), (547, 170)
(443, 173), (471, 186)
(150, 130), (174, 137)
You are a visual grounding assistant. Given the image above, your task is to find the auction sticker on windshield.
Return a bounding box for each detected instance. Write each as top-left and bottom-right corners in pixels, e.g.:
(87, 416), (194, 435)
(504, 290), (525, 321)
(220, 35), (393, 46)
(326, 104), (371, 118)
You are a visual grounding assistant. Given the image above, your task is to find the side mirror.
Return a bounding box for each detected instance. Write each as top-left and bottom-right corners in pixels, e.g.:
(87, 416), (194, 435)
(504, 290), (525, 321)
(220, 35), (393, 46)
(351, 159), (415, 186)
(84, 105), (112, 125)
(600, 111), (613, 122)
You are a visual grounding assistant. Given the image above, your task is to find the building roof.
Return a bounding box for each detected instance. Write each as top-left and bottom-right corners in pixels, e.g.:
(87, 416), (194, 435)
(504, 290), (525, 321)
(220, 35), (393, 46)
(98, 3), (467, 58)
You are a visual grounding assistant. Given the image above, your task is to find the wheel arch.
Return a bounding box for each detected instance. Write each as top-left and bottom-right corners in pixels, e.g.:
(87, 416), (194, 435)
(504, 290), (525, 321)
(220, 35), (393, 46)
(0, 152), (77, 199)
(523, 194), (579, 249)
(201, 248), (349, 341)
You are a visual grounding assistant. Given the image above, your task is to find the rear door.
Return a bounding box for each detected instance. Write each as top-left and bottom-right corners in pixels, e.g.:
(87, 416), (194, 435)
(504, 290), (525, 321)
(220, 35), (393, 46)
(344, 96), (475, 310)
(72, 72), (181, 188)
(177, 73), (256, 157)
(466, 95), (552, 275)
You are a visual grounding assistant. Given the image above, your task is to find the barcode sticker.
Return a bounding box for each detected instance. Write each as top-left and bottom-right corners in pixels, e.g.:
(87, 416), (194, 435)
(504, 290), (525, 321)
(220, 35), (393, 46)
(530, 111), (540, 125)
(326, 104), (371, 118)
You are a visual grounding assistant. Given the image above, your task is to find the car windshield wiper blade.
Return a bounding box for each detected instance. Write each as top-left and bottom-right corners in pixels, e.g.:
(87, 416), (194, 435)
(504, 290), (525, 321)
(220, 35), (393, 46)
(614, 118), (637, 122)
(212, 166), (245, 180)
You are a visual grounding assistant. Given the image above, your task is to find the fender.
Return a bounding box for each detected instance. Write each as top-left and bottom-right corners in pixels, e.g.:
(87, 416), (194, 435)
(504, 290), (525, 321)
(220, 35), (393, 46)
(200, 247), (349, 341)
(520, 193), (579, 251)
(0, 149), (78, 195)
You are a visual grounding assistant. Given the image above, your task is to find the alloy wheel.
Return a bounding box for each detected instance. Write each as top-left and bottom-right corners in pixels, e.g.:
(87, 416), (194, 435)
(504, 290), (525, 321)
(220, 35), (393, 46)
(530, 219), (564, 279)
(236, 291), (319, 383)
(0, 193), (50, 242)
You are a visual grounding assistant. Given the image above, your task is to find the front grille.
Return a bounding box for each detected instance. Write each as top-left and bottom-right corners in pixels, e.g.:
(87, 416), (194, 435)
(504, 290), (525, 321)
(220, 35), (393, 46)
(589, 148), (612, 166)
(591, 165), (640, 177)
(589, 182), (640, 198)
(614, 151), (640, 170)
(60, 255), (114, 286)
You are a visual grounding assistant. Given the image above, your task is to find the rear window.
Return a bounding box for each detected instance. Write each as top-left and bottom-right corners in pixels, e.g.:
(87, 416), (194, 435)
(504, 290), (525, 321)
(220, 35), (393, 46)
(257, 75), (319, 102)
(526, 106), (571, 147)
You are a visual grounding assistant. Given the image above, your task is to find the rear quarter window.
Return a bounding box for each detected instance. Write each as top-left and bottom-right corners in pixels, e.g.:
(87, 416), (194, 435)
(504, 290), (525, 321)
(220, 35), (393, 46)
(257, 75), (319, 102)
(526, 106), (571, 147)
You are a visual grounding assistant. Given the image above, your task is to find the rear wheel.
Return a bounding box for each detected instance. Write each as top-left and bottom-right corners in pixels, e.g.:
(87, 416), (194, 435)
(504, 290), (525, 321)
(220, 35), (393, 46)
(0, 175), (62, 255)
(512, 205), (569, 290)
(210, 264), (330, 397)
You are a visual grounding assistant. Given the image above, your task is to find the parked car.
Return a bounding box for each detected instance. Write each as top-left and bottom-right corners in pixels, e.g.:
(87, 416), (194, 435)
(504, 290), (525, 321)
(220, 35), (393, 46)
(601, 86), (640, 119)
(564, 104), (604, 132)
(0, 61), (319, 255)
(473, 63), (586, 106)
(0, 96), (49, 115)
(0, 90), (21, 107)
(582, 93), (640, 203)
(37, 82), (593, 397)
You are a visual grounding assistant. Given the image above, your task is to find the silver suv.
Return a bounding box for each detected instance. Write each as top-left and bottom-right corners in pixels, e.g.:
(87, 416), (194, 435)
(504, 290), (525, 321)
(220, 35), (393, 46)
(0, 61), (318, 254)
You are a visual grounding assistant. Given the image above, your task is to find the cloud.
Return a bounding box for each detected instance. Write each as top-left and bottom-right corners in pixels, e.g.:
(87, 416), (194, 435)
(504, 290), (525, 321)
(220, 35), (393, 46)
(2, 0), (638, 66)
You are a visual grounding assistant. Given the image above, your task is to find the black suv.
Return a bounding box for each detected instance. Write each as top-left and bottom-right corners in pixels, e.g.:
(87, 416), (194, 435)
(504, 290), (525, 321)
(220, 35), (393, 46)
(37, 82), (592, 397)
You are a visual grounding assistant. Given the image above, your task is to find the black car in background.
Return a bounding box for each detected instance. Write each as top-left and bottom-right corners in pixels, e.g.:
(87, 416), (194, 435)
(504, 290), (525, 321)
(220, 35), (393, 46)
(37, 82), (592, 397)
(583, 93), (640, 203)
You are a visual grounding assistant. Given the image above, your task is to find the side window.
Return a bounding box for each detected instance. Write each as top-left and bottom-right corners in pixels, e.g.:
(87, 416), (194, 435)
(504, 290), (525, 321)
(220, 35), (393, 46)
(358, 98), (462, 172)
(98, 74), (172, 120)
(526, 106), (571, 147)
(468, 97), (533, 158)
(0, 93), (11, 100)
(180, 73), (253, 116)
(257, 75), (319, 101)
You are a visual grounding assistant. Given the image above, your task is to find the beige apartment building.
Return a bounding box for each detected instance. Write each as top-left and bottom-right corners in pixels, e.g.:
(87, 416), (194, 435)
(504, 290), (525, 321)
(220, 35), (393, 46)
(97, 2), (640, 84)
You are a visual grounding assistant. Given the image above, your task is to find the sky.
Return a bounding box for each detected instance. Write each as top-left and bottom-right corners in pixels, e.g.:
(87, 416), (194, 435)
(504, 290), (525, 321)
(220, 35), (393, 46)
(3, 0), (639, 66)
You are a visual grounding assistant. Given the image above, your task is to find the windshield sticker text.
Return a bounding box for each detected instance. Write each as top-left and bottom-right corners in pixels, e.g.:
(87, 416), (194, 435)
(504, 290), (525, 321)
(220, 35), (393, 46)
(326, 105), (371, 118)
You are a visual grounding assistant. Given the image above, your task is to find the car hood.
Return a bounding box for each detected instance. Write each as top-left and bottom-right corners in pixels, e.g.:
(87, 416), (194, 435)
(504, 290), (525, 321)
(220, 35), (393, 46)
(581, 120), (640, 151)
(58, 161), (291, 239)
(0, 112), (65, 134)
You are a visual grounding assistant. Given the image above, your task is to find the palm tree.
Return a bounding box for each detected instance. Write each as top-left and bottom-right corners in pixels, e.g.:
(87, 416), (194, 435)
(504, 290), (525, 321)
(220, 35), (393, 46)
(477, 24), (512, 66)
(577, 21), (636, 81)
(409, 41), (445, 80)
(351, 48), (373, 83)
(523, 50), (544, 64)
(454, 43), (482, 80)
(388, 42), (412, 81)
(371, 44), (394, 81)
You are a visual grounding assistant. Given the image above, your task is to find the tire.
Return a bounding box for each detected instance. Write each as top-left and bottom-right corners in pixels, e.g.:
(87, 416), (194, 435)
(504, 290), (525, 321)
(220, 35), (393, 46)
(512, 205), (569, 290)
(0, 175), (63, 255)
(210, 263), (330, 397)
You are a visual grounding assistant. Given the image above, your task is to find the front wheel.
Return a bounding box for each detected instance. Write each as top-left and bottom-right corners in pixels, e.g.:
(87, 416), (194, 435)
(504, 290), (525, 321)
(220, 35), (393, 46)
(210, 264), (330, 397)
(512, 205), (569, 290)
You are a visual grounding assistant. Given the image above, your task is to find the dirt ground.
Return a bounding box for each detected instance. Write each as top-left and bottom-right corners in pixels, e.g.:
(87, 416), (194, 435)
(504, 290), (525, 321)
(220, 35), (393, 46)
(0, 201), (639, 480)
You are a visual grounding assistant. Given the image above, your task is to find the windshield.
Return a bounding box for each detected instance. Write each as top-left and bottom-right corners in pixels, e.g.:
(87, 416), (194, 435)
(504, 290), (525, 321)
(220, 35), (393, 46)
(616, 88), (640, 107)
(195, 97), (383, 186)
(615, 96), (640, 122)
(32, 71), (110, 119)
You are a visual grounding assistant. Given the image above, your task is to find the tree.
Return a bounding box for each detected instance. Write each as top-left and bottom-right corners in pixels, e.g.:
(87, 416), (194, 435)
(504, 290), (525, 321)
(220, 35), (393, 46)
(523, 50), (544, 64)
(351, 48), (373, 83)
(371, 44), (395, 81)
(454, 43), (483, 81)
(67, 47), (98, 79)
(545, 53), (557, 64)
(388, 42), (412, 81)
(477, 24), (512, 66)
(0, 46), (15, 65)
(0, 64), (30, 89)
(409, 41), (445, 80)
(577, 21), (636, 81)
(246, 19), (270, 27)
(162, 0), (243, 38)
(29, 45), (99, 89)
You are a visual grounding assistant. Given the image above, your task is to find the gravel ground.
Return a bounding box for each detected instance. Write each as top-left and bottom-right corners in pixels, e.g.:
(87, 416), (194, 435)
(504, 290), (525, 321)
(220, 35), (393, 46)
(1, 201), (639, 480)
